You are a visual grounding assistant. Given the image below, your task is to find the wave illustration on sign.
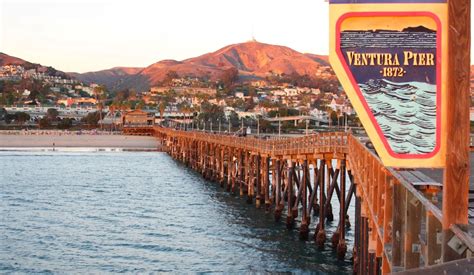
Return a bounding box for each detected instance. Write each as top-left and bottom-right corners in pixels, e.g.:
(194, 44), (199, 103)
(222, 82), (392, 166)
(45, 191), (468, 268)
(359, 79), (436, 154)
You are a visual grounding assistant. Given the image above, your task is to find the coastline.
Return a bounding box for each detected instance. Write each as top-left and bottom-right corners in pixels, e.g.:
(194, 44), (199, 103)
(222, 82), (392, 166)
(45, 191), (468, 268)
(0, 131), (160, 150)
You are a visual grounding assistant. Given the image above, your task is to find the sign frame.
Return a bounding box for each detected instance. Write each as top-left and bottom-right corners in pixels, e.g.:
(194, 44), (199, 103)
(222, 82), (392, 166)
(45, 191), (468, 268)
(329, 3), (448, 168)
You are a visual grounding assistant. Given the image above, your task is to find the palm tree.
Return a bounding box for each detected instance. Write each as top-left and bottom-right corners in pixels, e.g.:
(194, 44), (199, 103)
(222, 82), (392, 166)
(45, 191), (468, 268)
(93, 86), (106, 130)
(158, 100), (167, 121)
(109, 103), (117, 131)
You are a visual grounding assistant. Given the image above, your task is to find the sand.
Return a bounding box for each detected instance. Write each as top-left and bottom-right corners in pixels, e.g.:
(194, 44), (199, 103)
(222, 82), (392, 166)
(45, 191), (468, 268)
(0, 133), (159, 149)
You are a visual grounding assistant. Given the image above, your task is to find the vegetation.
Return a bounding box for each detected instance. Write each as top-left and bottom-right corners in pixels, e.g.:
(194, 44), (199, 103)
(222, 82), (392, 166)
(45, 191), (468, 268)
(81, 111), (104, 126)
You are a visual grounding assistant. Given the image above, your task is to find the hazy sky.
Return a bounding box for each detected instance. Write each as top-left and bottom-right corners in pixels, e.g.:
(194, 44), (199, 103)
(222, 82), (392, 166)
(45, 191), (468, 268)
(1, 0), (472, 73)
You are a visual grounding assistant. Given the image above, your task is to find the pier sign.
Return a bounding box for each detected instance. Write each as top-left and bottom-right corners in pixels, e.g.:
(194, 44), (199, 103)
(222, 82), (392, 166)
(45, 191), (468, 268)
(329, 1), (448, 167)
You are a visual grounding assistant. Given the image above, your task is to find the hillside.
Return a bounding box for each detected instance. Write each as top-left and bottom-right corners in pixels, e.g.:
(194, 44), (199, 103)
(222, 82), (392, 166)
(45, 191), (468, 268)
(69, 67), (143, 91)
(0, 52), (30, 66)
(0, 52), (70, 79)
(73, 41), (331, 92)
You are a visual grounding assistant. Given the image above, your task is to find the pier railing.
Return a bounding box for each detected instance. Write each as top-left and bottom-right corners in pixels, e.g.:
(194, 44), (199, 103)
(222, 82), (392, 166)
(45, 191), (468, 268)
(154, 126), (348, 156)
(146, 126), (474, 273)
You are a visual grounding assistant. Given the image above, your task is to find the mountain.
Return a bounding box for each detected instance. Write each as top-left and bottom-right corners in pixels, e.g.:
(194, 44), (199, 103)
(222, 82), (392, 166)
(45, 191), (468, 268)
(69, 67), (143, 91)
(0, 52), (30, 66)
(73, 41), (331, 92)
(0, 52), (70, 79)
(402, 26), (436, 33)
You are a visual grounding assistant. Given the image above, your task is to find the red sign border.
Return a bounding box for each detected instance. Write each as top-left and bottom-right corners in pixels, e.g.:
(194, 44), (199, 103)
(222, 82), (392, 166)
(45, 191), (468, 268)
(336, 11), (442, 159)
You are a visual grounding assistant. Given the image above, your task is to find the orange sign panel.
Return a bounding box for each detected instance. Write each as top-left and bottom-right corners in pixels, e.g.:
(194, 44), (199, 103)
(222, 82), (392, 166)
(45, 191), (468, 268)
(329, 3), (448, 167)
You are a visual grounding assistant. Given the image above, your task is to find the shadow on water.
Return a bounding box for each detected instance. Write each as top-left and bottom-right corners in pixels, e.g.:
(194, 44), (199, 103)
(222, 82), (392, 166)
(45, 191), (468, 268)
(172, 158), (353, 274)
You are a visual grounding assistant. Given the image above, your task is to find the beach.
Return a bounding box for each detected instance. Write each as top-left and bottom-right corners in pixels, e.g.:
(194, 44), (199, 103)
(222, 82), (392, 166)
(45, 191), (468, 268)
(0, 131), (159, 150)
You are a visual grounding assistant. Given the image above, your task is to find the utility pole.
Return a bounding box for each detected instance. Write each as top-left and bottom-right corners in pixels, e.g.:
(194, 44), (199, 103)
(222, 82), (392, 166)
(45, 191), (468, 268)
(442, 0), (470, 262)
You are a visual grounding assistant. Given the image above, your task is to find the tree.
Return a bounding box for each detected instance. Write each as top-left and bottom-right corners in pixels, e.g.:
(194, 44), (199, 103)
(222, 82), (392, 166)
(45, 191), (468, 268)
(197, 101), (226, 126)
(39, 117), (51, 129)
(228, 111), (240, 128)
(58, 118), (73, 129)
(330, 110), (338, 126)
(135, 100), (146, 110)
(15, 112), (30, 125)
(220, 67), (238, 89)
(81, 111), (103, 127)
(158, 100), (168, 120)
(163, 70), (179, 85)
(47, 108), (59, 121)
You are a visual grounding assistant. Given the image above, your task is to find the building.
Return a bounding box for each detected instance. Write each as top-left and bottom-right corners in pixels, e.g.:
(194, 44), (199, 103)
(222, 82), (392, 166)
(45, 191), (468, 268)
(122, 110), (155, 126)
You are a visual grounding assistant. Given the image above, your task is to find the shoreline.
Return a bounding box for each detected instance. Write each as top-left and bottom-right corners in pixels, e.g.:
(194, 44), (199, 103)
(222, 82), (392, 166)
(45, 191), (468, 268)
(0, 132), (160, 150)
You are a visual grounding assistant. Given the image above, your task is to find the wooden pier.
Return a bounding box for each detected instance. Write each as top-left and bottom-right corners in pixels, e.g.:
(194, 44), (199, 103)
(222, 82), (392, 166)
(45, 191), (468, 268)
(144, 126), (474, 274)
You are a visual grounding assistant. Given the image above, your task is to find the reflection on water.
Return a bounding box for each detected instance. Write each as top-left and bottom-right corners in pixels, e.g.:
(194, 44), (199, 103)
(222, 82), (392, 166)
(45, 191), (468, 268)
(0, 151), (352, 273)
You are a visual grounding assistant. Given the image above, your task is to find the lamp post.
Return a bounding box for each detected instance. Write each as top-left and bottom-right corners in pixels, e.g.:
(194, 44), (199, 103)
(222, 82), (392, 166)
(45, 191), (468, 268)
(218, 119), (221, 133)
(306, 119), (309, 135)
(257, 118), (260, 136)
(210, 120), (213, 133)
(277, 114), (281, 138)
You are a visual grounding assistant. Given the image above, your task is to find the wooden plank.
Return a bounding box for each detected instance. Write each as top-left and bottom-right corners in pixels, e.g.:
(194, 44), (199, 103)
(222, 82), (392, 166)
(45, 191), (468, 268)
(442, 0), (471, 263)
(392, 182), (406, 269)
(404, 191), (422, 269)
(426, 212), (442, 266)
(411, 171), (442, 187)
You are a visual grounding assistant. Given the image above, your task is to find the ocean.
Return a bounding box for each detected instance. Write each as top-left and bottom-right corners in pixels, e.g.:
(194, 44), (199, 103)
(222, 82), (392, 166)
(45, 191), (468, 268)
(0, 151), (353, 273)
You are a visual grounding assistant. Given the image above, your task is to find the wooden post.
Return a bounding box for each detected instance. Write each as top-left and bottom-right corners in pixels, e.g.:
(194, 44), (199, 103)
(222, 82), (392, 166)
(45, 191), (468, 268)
(240, 150), (245, 196)
(286, 160), (295, 229)
(256, 154), (262, 208)
(275, 159), (283, 221)
(300, 159), (309, 240)
(337, 158), (347, 259)
(403, 192), (422, 269)
(264, 156), (271, 211)
(442, 0), (471, 263)
(315, 159), (326, 248)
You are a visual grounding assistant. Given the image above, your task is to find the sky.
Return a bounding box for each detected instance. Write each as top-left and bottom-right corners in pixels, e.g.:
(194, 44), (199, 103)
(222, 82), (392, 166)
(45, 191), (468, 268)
(0, 0), (472, 73)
